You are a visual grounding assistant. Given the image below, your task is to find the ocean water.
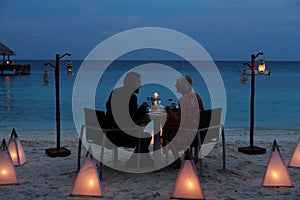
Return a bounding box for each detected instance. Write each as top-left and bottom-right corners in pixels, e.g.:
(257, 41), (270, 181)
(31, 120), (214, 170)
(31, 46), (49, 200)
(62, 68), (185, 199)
(1, 60), (300, 134)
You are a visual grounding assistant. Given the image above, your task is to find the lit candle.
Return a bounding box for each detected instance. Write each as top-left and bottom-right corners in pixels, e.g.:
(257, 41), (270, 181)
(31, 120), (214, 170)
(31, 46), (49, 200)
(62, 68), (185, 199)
(153, 92), (159, 100)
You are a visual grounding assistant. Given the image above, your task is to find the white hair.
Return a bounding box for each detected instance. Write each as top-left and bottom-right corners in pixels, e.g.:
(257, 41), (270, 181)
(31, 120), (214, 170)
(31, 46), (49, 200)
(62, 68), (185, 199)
(177, 74), (192, 93)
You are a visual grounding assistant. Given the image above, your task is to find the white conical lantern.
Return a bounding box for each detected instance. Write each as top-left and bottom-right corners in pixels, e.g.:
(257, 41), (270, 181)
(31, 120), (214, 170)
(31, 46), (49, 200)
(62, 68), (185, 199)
(262, 140), (293, 187)
(171, 160), (205, 199)
(0, 139), (19, 185)
(8, 128), (27, 166)
(288, 137), (300, 168)
(70, 152), (103, 198)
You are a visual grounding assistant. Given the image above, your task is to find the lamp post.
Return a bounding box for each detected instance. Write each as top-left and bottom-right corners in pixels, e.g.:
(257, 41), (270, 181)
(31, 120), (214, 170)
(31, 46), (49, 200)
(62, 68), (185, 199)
(238, 52), (267, 155)
(45, 53), (71, 157)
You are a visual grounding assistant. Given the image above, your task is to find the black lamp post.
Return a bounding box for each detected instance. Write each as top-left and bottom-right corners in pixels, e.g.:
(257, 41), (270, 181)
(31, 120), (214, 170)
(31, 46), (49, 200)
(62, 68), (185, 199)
(45, 53), (71, 157)
(238, 52), (267, 155)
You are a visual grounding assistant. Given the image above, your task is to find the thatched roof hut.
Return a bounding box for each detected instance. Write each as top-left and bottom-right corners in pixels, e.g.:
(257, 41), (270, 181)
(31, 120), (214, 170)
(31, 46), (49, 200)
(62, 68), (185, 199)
(0, 42), (30, 75)
(0, 42), (16, 56)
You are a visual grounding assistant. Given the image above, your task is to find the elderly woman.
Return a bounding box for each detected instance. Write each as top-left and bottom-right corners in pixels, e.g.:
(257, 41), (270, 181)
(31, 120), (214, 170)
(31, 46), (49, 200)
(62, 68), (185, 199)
(162, 74), (204, 168)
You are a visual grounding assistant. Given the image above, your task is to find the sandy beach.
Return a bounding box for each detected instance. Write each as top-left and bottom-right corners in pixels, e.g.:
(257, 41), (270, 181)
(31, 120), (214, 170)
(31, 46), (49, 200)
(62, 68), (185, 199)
(0, 130), (299, 200)
(1, 0), (300, 199)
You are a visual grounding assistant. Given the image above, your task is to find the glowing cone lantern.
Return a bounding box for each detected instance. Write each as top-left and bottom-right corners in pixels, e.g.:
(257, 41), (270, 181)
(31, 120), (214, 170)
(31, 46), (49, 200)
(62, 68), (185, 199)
(70, 152), (103, 198)
(171, 160), (205, 199)
(262, 140), (293, 187)
(0, 139), (19, 185)
(8, 128), (27, 166)
(288, 137), (300, 168)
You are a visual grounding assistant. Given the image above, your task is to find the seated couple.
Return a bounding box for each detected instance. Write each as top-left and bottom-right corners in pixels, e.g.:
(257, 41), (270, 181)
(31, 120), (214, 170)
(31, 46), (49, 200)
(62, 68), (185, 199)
(105, 72), (204, 169)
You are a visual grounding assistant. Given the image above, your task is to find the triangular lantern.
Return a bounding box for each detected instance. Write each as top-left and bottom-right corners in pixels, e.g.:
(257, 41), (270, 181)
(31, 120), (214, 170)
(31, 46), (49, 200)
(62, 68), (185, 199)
(288, 137), (300, 168)
(70, 151), (104, 198)
(0, 139), (19, 185)
(171, 160), (205, 199)
(8, 128), (27, 166)
(262, 140), (293, 187)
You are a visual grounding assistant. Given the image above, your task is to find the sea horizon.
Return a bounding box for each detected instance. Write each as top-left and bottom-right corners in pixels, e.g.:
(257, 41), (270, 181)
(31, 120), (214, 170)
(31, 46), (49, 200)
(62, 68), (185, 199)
(10, 58), (300, 62)
(1, 60), (300, 133)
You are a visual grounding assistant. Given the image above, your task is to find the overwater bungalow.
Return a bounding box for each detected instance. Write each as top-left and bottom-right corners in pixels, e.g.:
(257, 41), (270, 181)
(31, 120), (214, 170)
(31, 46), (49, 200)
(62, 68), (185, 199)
(0, 42), (30, 75)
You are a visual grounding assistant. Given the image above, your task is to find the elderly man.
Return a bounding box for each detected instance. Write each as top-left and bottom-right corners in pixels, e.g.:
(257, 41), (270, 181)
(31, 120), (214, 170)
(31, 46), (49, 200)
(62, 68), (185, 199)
(105, 72), (151, 154)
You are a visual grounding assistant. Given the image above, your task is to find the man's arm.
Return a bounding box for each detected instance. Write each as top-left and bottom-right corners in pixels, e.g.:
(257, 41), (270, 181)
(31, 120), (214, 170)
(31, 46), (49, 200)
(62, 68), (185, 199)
(129, 94), (148, 124)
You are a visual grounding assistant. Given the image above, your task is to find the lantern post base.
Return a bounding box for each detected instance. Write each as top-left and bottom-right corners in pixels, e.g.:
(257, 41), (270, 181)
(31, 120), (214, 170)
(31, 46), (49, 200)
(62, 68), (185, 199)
(238, 146), (266, 155)
(45, 147), (71, 157)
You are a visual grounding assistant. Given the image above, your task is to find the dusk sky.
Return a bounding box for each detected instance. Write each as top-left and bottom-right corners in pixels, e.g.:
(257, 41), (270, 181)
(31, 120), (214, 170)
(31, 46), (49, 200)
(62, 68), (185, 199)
(1, 0), (300, 60)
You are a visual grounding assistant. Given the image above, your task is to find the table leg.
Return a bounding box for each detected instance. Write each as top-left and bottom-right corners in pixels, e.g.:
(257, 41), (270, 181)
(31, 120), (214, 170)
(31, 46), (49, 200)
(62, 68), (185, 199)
(153, 117), (161, 151)
(153, 117), (162, 167)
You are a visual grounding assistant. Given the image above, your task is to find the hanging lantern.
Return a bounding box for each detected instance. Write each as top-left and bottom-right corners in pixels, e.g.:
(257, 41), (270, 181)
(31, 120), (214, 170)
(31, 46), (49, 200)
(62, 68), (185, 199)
(171, 160), (205, 199)
(43, 69), (50, 86)
(8, 128), (27, 166)
(258, 59), (266, 74)
(0, 139), (19, 185)
(240, 69), (248, 84)
(70, 152), (104, 198)
(262, 140), (293, 187)
(67, 60), (73, 75)
(288, 137), (300, 168)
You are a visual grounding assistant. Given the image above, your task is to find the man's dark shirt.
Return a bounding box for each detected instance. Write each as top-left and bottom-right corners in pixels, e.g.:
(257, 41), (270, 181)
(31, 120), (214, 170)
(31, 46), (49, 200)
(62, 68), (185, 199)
(105, 86), (147, 129)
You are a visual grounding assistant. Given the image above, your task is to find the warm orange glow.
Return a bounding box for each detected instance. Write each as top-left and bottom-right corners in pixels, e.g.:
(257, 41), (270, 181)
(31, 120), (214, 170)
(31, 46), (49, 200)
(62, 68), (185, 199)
(0, 147), (19, 185)
(288, 138), (300, 168)
(258, 60), (266, 74)
(70, 155), (103, 197)
(171, 160), (205, 199)
(271, 171), (278, 179)
(8, 136), (27, 166)
(150, 133), (154, 145)
(262, 141), (293, 187)
(10, 153), (17, 160)
(187, 180), (194, 189)
(153, 92), (159, 100)
(89, 179), (94, 186)
(1, 169), (8, 176)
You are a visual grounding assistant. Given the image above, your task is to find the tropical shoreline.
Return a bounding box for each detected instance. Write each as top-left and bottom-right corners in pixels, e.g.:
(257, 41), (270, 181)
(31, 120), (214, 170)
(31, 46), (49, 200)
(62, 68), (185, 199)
(0, 129), (299, 199)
